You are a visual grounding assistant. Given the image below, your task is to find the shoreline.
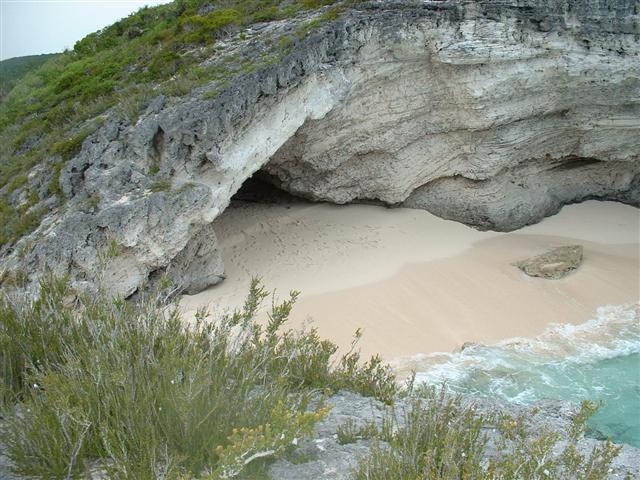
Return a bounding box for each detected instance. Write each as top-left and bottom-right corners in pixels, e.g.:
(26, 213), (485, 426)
(179, 200), (640, 364)
(288, 235), (638, 361)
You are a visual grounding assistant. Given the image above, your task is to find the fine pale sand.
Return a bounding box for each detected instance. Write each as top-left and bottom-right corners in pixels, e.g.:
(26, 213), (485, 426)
(180, 201), (640, 365)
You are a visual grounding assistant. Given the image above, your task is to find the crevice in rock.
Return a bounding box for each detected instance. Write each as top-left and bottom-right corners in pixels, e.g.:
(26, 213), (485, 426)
(547, 156), (603, 171)
(149, 126), (166, 168)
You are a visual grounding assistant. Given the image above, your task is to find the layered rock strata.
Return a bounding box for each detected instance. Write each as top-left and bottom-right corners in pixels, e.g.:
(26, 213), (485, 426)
(3, 0), (639, 295)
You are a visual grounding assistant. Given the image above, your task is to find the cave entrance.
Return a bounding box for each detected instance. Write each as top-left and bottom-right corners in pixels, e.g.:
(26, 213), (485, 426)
(230, 171), (310, 206)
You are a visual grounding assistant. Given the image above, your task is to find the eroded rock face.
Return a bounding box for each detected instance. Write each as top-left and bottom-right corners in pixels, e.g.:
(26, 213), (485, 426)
(404, 159), (639, 231)
(265, 8), (640, 229)
(3, 0), (639, 296)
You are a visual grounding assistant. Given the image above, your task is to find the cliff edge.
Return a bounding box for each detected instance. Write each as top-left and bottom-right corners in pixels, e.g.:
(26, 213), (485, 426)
(1, 0), (638, 296)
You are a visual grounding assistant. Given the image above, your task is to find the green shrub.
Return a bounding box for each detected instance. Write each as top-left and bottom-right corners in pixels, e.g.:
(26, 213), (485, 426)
(352, 387), (622, 480)
(0, 277), (395, 479)
(0, 201), (47, 248)
(0, 269), (29, 290)
(251, 6), (280, 23)
(299, 0), (340, 8)
(353, 388), (487, 480)
(51, 128), (92, 161)
(179, 9), (242, 43)
(0, 54), (58, 101)
(148, 49), (183, 78)
(6, 172), (28, 193)
(150, 179), (172, 192)
(84, 193), (101, 212)
(114, 86), (155, 123)
(47, 161), (64, 198)
(336, 418), (379, 445)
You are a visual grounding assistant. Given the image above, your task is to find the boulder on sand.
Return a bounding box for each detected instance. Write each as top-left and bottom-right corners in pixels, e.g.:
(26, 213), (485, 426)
(515, 245), (584, 279)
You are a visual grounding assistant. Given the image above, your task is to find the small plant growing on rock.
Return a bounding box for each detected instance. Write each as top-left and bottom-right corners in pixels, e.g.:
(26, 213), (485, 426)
(337, 418), (379, 445)
(211, 402), (330, 478)
(150, 178), (172, 192)
(84, 193), (101, 211)
(50, 127), (93, 161)
(352, 386), (622, 480)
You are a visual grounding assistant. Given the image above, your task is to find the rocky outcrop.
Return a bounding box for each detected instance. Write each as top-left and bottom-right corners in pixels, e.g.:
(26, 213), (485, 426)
(4, 390), (637, 479)
(404, 158), (639, 231)
(2, 0), (638, 295)
(516, 245), (584, 279)
(269, 391), (387, 480)
(267, 391), (640, 480)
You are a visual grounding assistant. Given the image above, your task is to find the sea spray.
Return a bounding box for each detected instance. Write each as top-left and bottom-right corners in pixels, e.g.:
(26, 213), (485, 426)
(406, 304), (640, 447)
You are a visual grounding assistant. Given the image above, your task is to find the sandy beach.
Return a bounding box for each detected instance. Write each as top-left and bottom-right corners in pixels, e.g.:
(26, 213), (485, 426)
(180, 200), (639, 363)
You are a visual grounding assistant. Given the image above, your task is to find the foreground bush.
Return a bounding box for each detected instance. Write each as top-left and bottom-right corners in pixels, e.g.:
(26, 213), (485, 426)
(351, 386), (622, 480)
(0, 277), (625, 480)
(0, 277), (394, 479)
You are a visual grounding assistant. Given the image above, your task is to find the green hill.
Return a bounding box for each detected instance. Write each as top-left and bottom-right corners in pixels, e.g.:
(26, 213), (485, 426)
(0, 53), (58, 101)
(0, 0), (353, 247)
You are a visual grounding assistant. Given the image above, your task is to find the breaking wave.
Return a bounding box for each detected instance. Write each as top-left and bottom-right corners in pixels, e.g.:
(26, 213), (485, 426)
(407, 304), (640, 447)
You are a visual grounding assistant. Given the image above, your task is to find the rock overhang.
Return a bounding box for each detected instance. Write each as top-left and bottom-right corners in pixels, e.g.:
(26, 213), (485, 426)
(3, 0), (639, 296)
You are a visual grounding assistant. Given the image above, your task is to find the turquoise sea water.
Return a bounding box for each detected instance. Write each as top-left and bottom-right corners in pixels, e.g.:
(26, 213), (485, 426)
(414, 305), (640, 447)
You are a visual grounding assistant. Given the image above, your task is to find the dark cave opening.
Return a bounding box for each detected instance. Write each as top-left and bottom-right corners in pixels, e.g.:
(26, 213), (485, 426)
(230, 171), (311, 206)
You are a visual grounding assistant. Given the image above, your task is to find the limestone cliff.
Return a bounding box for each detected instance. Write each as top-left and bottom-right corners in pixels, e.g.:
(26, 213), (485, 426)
(2, 0), (639, 296)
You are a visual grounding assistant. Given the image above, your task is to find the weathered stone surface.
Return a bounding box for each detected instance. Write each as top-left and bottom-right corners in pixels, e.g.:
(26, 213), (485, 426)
(404, 159), (639, 231)
(0, 449), (17, 480)
(268, 391), (640, 480)
(269, 391), (389, 480)
(2, 390), (638, 479)
(516, 245), (584, 279)
(1, 0), (638, 295)
(470, 397), (640, 479)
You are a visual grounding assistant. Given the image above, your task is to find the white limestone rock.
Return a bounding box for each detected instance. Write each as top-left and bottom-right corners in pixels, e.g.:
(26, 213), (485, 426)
(3, 0), (639, 295)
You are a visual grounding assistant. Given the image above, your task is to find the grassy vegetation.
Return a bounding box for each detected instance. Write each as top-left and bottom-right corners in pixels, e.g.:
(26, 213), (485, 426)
(0, 275), (626, 479)
(336, 418), (379, 445)
(0, 0), (359, 248)
(351, 386), (623, 480)
(150, 178), (173, 192)
(0, 198), (48, 248)
(0, 54), (58, 101)
(0, 277), (394, 479)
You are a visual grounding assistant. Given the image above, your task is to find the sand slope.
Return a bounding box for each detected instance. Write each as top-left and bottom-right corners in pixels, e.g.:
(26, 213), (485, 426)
(180, 201), (639, 362)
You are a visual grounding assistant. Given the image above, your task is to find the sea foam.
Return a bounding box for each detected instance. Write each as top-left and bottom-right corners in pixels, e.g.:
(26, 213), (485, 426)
(409, 304), (640, 447)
